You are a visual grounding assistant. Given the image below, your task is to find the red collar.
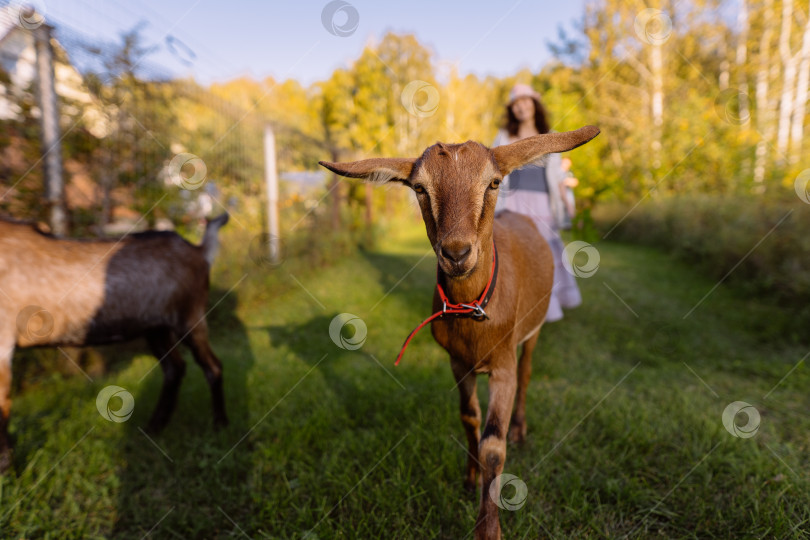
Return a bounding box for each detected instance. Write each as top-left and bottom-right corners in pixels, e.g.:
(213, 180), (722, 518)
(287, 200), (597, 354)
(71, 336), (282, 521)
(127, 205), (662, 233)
(395, 241), (499, 365)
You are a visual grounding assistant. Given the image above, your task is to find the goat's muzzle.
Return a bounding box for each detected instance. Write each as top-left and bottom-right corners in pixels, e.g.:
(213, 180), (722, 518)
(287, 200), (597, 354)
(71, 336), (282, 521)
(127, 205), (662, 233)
(438, 241), (477, 277)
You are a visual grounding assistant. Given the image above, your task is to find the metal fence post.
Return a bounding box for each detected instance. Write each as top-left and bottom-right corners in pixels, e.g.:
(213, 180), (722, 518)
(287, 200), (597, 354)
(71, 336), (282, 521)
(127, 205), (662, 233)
(34, 21), (67, 235)
(264, 124), (280, 264)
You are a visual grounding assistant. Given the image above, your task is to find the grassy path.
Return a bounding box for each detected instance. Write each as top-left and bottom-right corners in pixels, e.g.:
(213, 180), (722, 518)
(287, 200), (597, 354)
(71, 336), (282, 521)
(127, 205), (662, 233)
(1, 223), (808, 538)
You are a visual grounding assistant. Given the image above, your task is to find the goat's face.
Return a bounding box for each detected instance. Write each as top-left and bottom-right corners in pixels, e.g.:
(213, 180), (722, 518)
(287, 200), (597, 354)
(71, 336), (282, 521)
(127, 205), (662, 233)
(320, 126), (600, 279)
(407, 141), (500, 277)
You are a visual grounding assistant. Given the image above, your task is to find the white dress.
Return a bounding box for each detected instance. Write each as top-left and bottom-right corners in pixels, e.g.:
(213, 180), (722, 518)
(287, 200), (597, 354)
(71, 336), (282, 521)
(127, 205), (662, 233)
(492, 130), (582, 322)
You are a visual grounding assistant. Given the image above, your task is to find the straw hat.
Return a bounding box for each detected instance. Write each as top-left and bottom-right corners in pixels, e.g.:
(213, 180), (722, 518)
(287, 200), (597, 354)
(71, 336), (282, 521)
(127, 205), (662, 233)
(508, 83), (541, 105)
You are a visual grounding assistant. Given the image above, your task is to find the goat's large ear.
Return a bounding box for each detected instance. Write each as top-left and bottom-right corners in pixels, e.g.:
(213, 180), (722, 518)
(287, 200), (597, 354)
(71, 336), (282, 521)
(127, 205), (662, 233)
(492, 126), (600, 176)
(319, 157), (416, 183)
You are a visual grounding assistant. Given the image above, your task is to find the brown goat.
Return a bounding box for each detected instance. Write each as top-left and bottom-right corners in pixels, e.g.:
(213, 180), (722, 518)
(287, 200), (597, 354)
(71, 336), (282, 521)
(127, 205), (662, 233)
(321, 126), (600, 539)
(0, 214), (230, 472)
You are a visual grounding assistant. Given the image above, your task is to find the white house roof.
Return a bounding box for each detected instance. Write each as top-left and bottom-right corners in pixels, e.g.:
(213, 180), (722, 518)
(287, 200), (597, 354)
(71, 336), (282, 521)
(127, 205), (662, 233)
(0, 5), (22, 43)
(0, 5), (107, 135)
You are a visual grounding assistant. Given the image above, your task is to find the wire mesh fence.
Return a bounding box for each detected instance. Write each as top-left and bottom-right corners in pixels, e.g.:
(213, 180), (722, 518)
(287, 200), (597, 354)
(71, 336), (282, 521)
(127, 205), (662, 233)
(0, 1), (281, 236)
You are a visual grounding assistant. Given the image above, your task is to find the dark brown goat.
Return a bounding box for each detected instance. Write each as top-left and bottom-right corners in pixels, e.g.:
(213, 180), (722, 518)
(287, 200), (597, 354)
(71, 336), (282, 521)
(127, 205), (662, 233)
(0, 214), (229, 471)
(321, 126), (600, 539)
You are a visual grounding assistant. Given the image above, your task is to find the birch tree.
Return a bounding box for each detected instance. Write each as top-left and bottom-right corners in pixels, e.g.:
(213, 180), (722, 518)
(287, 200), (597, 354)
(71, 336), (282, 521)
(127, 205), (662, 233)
(790, 2), (810, 163)
(776, 0), (797, 158)
(736, 0), (749, 124)
(754, 0), (775, 187)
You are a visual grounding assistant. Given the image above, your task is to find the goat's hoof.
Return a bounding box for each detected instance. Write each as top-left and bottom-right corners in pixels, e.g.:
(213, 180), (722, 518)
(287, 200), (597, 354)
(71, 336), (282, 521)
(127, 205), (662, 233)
(463, 473), (480, 493)
(0, 448), (13, 474)
(508, 424), (527, 444)
(144, 419), (167, 435)
(213, 416), (229, 430)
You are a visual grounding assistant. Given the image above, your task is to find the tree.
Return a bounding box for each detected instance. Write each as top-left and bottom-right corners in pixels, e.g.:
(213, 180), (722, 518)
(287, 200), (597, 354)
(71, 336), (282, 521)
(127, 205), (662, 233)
(83, 25), (177, 229)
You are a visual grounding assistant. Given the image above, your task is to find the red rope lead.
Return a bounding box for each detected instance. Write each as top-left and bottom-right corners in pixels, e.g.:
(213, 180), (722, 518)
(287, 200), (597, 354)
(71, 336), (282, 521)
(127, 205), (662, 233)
(395, 241), (498, 365)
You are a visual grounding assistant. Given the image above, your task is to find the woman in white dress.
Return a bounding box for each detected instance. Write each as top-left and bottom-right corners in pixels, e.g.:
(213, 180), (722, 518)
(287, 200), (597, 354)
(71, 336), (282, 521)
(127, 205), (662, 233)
(492, 83), (581, 322)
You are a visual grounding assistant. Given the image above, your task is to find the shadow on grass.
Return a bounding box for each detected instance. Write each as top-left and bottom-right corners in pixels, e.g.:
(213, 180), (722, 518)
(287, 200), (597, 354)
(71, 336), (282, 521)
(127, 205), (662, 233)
(358, 247), (435, 309)
(111, 287), (256, 538)
(260, 311), (415, 431)
(100, 246), (439, 537)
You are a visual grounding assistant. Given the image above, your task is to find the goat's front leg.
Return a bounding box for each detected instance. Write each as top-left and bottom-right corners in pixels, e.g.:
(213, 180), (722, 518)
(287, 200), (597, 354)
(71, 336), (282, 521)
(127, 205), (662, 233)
(476, 362), (517, 540)
(451, 358), (481, 491)
(0, 334), (14, 473)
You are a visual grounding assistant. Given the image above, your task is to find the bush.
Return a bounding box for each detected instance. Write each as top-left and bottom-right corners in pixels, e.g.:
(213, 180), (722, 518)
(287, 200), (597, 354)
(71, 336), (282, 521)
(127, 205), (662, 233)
(593, 193), (810, 313)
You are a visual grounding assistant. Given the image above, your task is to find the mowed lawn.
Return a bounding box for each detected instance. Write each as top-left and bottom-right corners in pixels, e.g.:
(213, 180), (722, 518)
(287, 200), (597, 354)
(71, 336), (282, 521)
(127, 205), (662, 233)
(1, 221), (809, 539)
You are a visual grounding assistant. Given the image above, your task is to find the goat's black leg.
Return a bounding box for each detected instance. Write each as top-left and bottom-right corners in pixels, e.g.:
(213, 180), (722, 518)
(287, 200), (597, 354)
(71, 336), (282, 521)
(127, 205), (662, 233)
(0, 415), (11, 473)
(184, 323), (227, 428)
(145, 328), (187, 433)
(0, 338), (14, 472)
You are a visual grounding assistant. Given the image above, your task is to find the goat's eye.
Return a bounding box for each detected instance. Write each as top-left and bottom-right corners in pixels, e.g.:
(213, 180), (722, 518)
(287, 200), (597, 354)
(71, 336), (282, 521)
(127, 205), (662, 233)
(489, 179), (501, 189)
(413, 184), (426, 194)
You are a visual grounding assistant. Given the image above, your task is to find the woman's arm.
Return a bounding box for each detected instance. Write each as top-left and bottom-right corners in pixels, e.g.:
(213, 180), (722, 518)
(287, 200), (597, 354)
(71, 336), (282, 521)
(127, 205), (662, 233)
(559, 179), (576, 217)
(545, 153), (567, 228)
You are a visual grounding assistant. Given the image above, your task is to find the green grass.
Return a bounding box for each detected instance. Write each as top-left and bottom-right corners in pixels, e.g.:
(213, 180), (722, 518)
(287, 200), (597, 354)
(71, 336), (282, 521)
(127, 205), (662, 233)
(1, 222), (809, 539)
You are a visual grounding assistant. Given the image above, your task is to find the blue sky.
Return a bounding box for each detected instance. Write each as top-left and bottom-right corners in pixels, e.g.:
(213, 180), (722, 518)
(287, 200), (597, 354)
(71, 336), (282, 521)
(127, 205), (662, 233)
(41, 0), (586, 85)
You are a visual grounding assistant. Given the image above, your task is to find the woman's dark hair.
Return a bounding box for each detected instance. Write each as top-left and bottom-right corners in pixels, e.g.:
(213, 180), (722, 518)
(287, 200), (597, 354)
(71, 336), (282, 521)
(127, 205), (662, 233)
(505, 97), (550, 136)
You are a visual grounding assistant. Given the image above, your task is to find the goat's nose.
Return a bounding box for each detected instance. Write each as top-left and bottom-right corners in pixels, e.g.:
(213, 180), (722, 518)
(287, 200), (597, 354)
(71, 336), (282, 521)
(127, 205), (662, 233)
(440, 243), (472, 264)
